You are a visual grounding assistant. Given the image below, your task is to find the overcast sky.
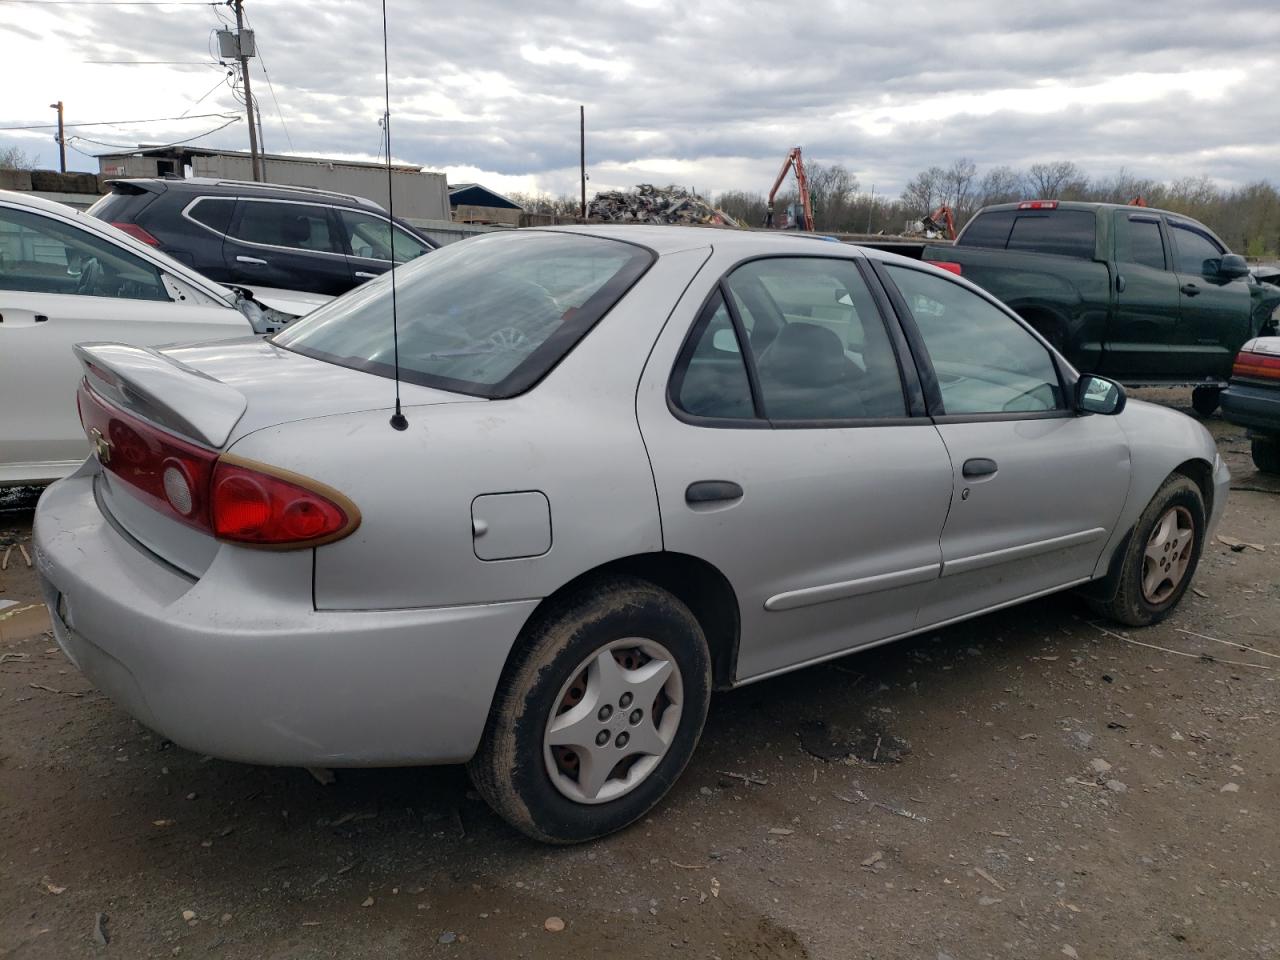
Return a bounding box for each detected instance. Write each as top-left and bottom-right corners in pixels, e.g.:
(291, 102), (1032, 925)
(3, 0), (1279, 200)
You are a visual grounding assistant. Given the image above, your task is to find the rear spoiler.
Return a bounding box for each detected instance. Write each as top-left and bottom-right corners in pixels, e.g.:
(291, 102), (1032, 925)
(74, 342), (246, 448)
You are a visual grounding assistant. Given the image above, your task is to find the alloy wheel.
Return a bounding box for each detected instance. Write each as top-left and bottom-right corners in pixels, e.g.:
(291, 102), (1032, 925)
(1141, 505), (1195, 604)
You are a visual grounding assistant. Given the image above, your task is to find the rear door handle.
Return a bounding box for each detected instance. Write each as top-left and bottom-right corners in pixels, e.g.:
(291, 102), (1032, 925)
(962, 458), (998, 479)
(1115, 274), (1126, 293)
(236, 255), (268, 266)
(1180, 283), (1200, 296)
(685, 480), (743, 504)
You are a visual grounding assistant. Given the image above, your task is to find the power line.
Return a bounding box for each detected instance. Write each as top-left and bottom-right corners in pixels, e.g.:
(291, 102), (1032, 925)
(179, 71), (234, 117)
(68, 114), (240, 152)
(239, 9), (293, 153)
(0, 1), (216, 5)
(0, 111), (236, 131)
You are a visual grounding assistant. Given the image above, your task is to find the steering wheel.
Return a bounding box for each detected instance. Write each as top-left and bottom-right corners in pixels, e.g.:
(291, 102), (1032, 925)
(75, 257), (103, 296)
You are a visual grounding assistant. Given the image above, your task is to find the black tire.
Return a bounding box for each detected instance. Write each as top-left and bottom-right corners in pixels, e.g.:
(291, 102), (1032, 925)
(468, 576), (712, 844)
(1191, 385), (1220, 417)
(1253, 437), (1280, 474)
(1088, 474), (1206, 627)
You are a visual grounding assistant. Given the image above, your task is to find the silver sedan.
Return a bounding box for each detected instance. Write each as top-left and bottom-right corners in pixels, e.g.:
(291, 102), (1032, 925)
(33, 227), (1229, 842)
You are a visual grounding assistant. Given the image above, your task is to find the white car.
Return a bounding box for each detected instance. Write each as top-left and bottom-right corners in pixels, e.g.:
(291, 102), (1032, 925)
(0, 191), (328, 485)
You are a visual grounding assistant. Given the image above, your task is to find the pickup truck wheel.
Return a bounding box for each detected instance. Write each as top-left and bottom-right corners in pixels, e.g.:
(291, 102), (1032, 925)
(468, 576), (712, 844)
(1088, 474), (1205, 627)
(1191, 386), (1220, 417)
(1252, 437), (1280, 474)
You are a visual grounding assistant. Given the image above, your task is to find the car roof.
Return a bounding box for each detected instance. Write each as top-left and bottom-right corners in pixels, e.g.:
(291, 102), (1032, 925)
(108, 177), (385, 211)
(536, 224), (876, 258)
(978, 199), (1190, 219)
(0, 188), (86, 216)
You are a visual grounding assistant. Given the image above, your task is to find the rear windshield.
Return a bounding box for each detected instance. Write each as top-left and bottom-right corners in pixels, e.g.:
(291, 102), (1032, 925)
(958, 209), (1096, 259)
(273, 231), (653, 398)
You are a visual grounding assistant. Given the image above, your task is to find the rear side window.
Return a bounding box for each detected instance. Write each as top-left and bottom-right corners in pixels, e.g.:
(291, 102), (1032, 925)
(230, 201), (337, 253)
(186, 197), (235, 235)
(1005, 211), (1095, 258)
(274, 231), (652, 398)
(1115, 216), (1166, 270)
(956, 210), (1015, 249)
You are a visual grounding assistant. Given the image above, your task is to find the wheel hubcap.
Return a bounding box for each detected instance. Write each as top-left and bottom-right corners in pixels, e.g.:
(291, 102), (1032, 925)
(1141, 505), (1195, 604)
(543, 638), (683, 805)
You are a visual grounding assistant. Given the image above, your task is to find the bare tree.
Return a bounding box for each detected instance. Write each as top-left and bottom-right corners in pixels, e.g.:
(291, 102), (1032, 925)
(1026, 161), (1087, 198)
(942, 158), (978, 222)
(976, 166), (1025, 207)
(0, 146), (36, 170)
(805, 161), (858, 231)
(900, 165), (947, 214)
(715, 190), (768, 227)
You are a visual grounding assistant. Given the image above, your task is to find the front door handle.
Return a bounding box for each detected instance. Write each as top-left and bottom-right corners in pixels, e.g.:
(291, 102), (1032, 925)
(685, 480), (743, 504)
(961, 458), (998, 479)
(236, 255), (268, 266)
(1180, 283), (1200, 296)
(1115, 274), (1126, 293)
(354, 270), (379, 280)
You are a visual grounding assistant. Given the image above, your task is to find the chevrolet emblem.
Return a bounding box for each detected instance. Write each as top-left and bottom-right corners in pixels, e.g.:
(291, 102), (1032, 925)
(89, 427), (112, 465)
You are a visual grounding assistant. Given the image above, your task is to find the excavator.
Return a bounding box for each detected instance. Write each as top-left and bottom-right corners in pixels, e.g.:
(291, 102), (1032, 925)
(764, 147), (814, 231)
(918, 204), (957, 240)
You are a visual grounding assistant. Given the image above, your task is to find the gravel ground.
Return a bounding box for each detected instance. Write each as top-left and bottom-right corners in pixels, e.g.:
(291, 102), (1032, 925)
(2, 391), (1277, 960)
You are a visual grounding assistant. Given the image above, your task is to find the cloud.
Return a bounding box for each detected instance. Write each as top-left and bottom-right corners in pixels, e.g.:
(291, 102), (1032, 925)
(2, 0), (1279, 201)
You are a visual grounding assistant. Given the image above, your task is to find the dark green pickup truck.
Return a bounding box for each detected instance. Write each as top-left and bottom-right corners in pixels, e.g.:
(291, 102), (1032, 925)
(923, 201), (1280, 414)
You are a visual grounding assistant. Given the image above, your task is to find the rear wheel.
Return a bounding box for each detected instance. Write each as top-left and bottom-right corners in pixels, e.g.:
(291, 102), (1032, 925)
(1191, 385), (1220, 417)
(1252, 436), (1280, 474)
(468, 577), (711, 844)
(1088, 474), (1205, 627)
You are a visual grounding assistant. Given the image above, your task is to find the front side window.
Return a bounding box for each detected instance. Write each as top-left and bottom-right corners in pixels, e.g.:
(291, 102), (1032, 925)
(673, 257), (907, 422)
(0, 206), (168, 301)
(884, 265), (1064, 415)
(274, 231), (651, 397)
(230, 201), (336, 253)
(338, 210), (431, 263)
(1169, 222), (1224, 276)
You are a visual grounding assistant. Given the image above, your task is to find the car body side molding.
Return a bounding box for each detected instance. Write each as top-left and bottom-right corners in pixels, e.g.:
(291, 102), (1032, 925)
(764, 562), (941, 612)
(941, 527), (1108, 578)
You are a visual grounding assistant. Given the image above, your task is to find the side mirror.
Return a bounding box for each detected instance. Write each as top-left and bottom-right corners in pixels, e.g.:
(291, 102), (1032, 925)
(1218, 253), (1249, 280)
(1076, 374), (1126, 416)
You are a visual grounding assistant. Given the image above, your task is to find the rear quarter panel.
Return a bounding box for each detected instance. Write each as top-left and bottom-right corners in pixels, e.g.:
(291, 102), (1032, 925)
(226, 244), (714, 610)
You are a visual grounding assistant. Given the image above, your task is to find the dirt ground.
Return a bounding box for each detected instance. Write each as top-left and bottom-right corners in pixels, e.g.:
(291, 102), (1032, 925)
(2, 389), (1277, 960)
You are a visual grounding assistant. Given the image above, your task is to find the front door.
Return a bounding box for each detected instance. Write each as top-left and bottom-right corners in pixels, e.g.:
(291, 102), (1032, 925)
(638, 253), (954, 682)
(334, 209), (433, 286)
(875, 262), (1131, 626)
(0, 203), (245, 479)
(1105, 211), (1185, 380)
(1167, 219), (1253, 381)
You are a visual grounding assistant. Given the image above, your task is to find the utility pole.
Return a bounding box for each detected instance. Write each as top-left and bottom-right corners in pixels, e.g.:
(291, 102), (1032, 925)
(232, 0), (261, 181)
(579, 105), (586, 219)
(48, 101), (65, 173)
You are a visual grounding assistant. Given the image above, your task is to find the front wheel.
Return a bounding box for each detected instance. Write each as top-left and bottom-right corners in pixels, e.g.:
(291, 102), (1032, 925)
(1252, 436), (1280, 474)
(1191, 385), (1220, 417)
(1088, 474), (1205, 627)
(468, 577), (711, 844)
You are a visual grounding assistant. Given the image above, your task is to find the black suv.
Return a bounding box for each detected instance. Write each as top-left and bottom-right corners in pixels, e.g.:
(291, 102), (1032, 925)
(89, 178), (437, 296)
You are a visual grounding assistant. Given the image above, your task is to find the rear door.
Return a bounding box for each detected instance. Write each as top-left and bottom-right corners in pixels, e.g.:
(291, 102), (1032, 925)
(222, 198), (350, 295)
(1167, 219), (1252, 380)
(0, 203), (247, 479)
(1105, 211), (1185, 379)
(334, 209), (434, 285)
(874, 262), (1130, 626)
(638, 252), (954, 681)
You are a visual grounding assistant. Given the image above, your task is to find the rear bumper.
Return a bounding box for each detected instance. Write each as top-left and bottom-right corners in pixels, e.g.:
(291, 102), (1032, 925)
(1221, 382), (1280, 436)
(33, 473), (537, 767)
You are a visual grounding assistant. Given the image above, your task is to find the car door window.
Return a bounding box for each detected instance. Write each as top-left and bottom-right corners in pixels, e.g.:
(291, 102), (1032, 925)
(230, 201), (337, 253)
(1169, 222), (1224, 276)
(0, 206), (168, 301)
(673, 258), (908, 422)
(1116, 216), (1166, 270)
(884, 265), (1064, 415)
(337, 210), (431, 263)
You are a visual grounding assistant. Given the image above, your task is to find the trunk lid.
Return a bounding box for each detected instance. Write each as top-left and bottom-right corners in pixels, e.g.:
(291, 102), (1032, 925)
(75, 338), (478, 576)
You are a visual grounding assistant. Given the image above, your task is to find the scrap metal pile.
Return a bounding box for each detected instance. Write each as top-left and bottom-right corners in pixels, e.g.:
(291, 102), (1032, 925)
(588, 184), (739, 227)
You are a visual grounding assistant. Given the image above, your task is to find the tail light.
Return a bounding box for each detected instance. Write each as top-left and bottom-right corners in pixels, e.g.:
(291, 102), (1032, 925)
(77, 379), (358, 548)
(1232, 349), (1280, 382)
(1017, 200), (1058, 210)
(111, 222), (161, 245)
(926, 260), (963, 276)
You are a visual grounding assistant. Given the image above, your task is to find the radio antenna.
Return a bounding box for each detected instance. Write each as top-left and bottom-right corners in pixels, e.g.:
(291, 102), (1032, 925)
(381, 0), (408, 431)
